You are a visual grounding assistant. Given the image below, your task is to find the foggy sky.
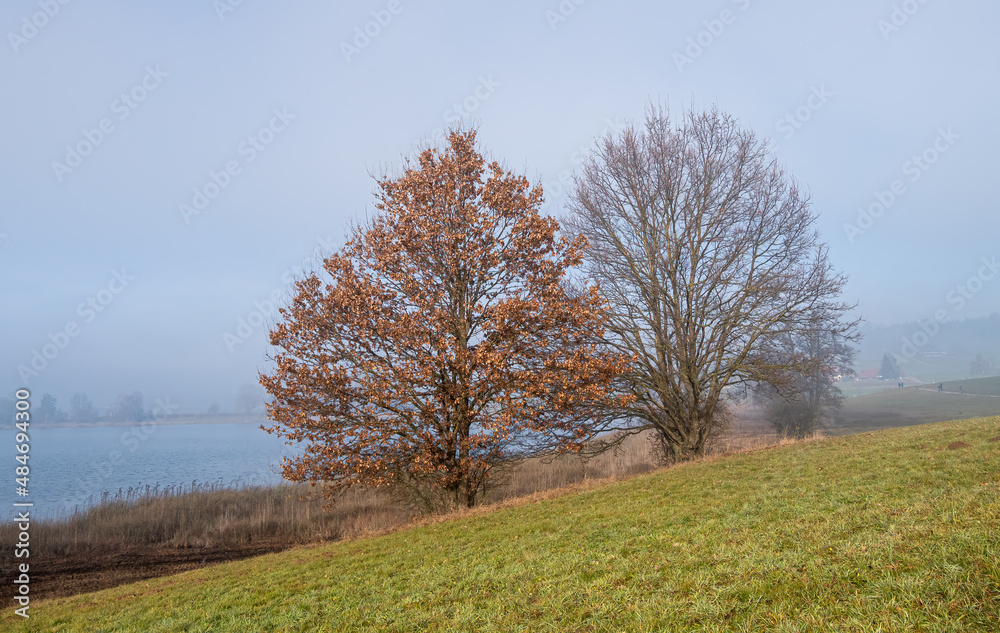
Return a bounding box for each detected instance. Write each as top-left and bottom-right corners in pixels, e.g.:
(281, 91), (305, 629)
(3, 0), (998, 413)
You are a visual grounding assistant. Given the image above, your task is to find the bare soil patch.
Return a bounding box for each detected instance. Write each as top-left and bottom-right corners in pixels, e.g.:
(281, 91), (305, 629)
(0, 540), (290, 603)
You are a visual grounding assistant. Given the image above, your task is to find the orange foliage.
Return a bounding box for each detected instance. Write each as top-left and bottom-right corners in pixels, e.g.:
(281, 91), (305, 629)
(261, 129), (631, 510)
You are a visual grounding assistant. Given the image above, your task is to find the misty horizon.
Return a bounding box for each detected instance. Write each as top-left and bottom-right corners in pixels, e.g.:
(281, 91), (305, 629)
(3, 1), (999, 414)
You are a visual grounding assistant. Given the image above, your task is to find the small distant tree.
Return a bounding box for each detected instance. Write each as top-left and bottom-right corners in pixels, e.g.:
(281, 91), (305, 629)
(0, 397), (16, 427)
(970, 354), (996, 376)
(70, 393), (99, 424)
(37, 393), (64, 424)
(764, 398), (819, 439)
(208, 402), (221, 415)
(131, 392), (145, 422)
(756, 320), (856, 438)
(880, 353), (901, 380)
(235, 383), (265, 418)
(261, 129), (631, 511)
(112, 391), (144, 423)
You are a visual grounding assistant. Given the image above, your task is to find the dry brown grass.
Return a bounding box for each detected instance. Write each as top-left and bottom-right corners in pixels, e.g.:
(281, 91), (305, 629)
(2, 410), (816, 560)
(0, 412), (832, 602)
(13, 482), (412, 555)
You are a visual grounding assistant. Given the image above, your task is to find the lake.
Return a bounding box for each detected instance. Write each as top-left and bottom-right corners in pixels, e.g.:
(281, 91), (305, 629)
(5, 422), (301, 521)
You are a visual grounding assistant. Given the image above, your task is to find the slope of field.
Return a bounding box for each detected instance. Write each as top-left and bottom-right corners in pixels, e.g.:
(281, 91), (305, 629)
(934, 376), (1000, 397)
(831, 377), (1000, 435)
(7, 417), (1000, 632)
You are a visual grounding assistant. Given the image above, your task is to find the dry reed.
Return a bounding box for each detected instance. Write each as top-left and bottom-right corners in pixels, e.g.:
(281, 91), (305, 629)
(0, 418), (818, 560)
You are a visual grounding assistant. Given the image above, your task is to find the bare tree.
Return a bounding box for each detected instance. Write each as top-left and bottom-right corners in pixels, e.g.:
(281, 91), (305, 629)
(970, 354), (995, 376)
(567, 105), (859, 463)
(111, 391), (144, 424)
(755, 317), (857, 438)
(236, 382), (265, 418)
(70, 392), (99, 424)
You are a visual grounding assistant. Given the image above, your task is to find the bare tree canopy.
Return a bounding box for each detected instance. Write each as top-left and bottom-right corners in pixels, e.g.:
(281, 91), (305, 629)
(261, 129), (631, 511)
(110, 391), (145, 424)
(236, 382), (266, 418)
(70, 392), (99, 424)
(756, 318), (857, 438)
(567, 105), (859, 462)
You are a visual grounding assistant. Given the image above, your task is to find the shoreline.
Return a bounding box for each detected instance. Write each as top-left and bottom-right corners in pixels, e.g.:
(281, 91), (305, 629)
(1, 415), (268, 431)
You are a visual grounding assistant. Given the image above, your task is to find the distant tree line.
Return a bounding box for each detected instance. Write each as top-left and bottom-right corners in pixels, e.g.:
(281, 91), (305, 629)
(0, 382), (273, 427)
(0, 390), (150, 427)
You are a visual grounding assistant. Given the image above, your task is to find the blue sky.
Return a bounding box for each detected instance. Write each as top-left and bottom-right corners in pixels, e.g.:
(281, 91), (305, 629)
(2, 0), (998, 413)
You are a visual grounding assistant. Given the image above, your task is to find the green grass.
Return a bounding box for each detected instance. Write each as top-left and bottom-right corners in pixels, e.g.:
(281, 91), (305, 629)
(9, 417), (1000, 632)
(899, 353), (996, 384)
(837, 382), (900, 398)
(934, 376), (1000, 397)
(832, 378), (1000, 435)
(839, 376), (1000, 401)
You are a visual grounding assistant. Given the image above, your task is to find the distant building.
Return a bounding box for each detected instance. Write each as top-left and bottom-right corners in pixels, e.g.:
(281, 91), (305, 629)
(824, 365), (846, 382)
(857, 368), (882, 381)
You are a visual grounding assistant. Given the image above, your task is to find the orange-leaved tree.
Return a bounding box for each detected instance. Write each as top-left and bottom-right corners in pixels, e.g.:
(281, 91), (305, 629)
(260, 129), (632, 510)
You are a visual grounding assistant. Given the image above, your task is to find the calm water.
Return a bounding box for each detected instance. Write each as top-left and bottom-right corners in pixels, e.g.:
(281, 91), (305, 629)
(5, 422), (301, 521)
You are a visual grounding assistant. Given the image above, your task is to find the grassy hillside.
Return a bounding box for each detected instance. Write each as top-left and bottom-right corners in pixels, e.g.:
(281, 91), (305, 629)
(935, 376), (1000, 397)
(837, 375), (1000, 401)
(831, 378), (1000, 435)
(8, 417), (1000, 632)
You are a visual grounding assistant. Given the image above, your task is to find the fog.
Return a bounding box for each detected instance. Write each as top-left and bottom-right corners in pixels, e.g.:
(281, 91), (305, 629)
(3, 1), (998, 413)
